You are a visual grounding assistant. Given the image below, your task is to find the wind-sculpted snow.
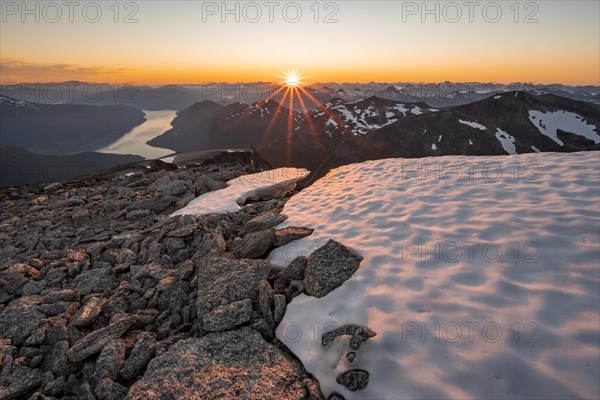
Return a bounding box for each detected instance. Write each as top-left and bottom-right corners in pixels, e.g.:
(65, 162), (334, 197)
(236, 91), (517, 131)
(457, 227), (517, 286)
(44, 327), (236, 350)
(171, 168), (309, 216)
(269, 152), (600, 399)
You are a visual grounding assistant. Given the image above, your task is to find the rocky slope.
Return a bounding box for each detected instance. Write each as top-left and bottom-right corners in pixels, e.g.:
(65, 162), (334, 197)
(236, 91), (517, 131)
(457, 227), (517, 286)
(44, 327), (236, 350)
(0, 145), (144, 188)
(0, 155), (370, 399)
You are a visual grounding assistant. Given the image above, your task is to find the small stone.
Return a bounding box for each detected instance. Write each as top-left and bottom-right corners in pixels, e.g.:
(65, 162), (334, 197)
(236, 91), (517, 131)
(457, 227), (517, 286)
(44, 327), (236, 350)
(336, 369), (370, 391)
(321, 325), (376, 350)
(274, 226), (314, 247)
(48, 340), (70, 376)
(273, 294), (287, 324)
(70, 297), (102, 328)
(346, 352), (356, 363)
(258, 280), (274, 326)
(242, 211), (287, 234)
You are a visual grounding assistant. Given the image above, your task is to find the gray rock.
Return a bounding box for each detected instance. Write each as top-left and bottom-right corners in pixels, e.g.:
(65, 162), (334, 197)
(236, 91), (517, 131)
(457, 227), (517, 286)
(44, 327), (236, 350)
(70, 297), (102, 328)
(120, 333), (157, 381)
(258, 279), (274, 326)
(304, 240), (362, 298)
(321, 325), (377, 350)
(125, 328), (323, 400)
(95, 339), (126, 381)
(66, 315), (134, 362)
(42, 289), (77, 304)
(196, 257), (270, 318)
(43, 182), (63, 192)
(203, 299), (253, 332)
(127, 209), (151, 219)
(158, 180), (190, 197)
(95, 377), (128, 400)
(72, 267), (117, 296)
(127, 196), (177, 213)
(48, 197), (84, 209)
(282, 256), (308, 281)
(48, 340), (70, 376)
(42, 374), (65, 397)
(191, 232), (227, 261)
(243, 212), (287, 234)
(1, 366), (42, 400)
(346, 352), (356, 363)
(24, 325), (47, 347)
(273, 294), (287, 324)
(336, 369), (370, 391)
(0, 297), (44, 346)
(231, 230), (275, 259)
(274, 226), (314, 247)
(166, 225), (195, 238)
(39, 302), (78, 317)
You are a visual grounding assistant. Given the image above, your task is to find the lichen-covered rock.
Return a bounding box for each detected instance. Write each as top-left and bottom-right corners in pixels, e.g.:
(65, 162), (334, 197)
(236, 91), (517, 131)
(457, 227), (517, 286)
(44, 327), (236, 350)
(282, 255), (308, 281)
(202, 299), (253, 332)
(69, 297), (102, 328)
(196, 257), (270, 318)
(321, 324), (376, 350)
(304, 240), (362, 298)
(125, 328), (324, 400)
(66, 316), (134, 362)
(0, 297), (44, 346)
(95, 339), (126, 381)
(274, 227), (314, 247)
(71, 267), (117, 296)
(231, 230), (275, 259)
(119, 333), (157, 381)
(242, 211), (287, 234)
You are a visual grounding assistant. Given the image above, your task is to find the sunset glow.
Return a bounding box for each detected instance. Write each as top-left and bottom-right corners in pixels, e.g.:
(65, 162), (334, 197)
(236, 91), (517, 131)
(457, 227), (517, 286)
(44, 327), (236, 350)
(1, 1), (598, 85)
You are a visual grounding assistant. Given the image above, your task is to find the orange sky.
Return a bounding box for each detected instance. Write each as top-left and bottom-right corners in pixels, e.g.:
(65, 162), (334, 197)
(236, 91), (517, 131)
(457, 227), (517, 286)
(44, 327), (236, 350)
(1, 1), (598, 85)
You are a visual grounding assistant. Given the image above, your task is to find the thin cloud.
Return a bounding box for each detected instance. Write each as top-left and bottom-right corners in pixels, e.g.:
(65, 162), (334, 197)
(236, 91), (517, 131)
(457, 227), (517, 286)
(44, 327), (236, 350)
(0, 57), (131, 83)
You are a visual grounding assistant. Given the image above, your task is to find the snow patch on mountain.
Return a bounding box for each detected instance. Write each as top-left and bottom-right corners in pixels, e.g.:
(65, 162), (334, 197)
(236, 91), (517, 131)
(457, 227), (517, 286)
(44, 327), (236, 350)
(495, 128), (517, 155)
(528, 110), (599, 146)
(459, 119), (488, 130)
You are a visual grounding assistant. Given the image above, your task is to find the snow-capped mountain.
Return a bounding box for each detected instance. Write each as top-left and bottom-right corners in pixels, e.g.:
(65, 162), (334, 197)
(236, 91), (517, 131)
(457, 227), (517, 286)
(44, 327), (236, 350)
(147, 91), (599, 183)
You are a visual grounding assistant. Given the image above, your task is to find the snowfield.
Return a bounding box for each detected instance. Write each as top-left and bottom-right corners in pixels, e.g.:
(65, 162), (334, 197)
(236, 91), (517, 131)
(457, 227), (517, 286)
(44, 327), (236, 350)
(268, 152), (600, 399)
(171, 168), (309, 216)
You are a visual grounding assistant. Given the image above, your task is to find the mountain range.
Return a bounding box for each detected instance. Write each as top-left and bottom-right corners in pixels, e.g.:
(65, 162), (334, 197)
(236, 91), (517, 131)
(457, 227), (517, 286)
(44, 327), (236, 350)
(2, 82), (598, 112)
(147, 91), (600, 181)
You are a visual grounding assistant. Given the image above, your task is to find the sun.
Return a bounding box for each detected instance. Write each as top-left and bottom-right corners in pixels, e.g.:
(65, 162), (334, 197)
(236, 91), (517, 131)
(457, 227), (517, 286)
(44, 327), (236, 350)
(281, 69), (303, 88)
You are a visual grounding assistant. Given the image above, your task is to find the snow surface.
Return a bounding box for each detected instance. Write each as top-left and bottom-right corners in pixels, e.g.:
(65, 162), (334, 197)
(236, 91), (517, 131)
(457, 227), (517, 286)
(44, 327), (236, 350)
(459, 119), (488, 131)
(270, 152), (600, 399)
(160, 156), (176, 164)
(171, 168), (309, 216)
(411, 106), (423, 115)
(495, 128), (517, 155)
(431, 143), (437, 150)
(528, 110), (599, 146)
